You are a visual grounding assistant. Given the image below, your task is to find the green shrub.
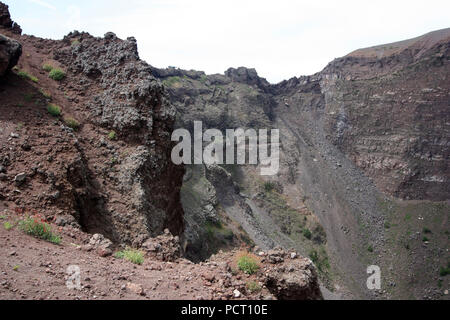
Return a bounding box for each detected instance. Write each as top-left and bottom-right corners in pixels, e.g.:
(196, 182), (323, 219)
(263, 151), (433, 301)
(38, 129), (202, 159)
(49, 68), (66, 81)
(162, 76), (181, 87)
(17, 70), (38, 83)
(423, 227), (432, 234)
(42, 63), (53, 72)
(108, 131), (117, 140)
(247, 281), (262, 293)
(368, 245), (374, 252)
(19, 216), (61, 244)
(309, 248), (330, 272)
(439, 263), (450, 277)
(263, 181), (276, 192)
(115, 249), (144, 265)
(65, 117), (80, 130)
(302, 228), (312, 240)
(384, 222), (391, 229)
(440, 267), (450, 277)
(237, 254), (259, 275)
(47, 104), (61, 117)
(3, 222), (13, 230)
(422, 236), (429, 242)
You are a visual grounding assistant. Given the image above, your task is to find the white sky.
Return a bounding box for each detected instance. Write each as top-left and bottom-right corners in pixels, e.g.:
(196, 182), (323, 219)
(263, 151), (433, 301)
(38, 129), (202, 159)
(6, 0), (450, 83)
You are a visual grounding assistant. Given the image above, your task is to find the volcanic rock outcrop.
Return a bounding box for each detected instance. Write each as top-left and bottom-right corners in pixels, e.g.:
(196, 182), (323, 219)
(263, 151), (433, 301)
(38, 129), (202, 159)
(0, 7), (184, 245)
(0, 33), (21, 77)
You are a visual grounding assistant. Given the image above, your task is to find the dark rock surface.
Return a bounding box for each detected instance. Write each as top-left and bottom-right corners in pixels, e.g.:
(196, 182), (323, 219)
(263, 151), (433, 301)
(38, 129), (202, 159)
(0, 33), (21, 77)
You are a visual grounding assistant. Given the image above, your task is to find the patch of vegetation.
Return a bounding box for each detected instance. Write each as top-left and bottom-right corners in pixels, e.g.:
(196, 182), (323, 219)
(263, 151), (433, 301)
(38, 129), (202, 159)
(42, 63), (53, 72)
(422, 236), (429, 242)
(39, 89), (52, 99)
(309, 248), (330, 273)
(71, 39), (80, 46)
(114, 249), (144, 265)
(47, 104), (61, 117)
(48, 68), (66, 81)
(19, 216), (61, 245)
(423, 227), (432, 234)
(263, 181), (276, 192)
(64, 117), (80, 131)
(237, 253), (260, 275)
(205, 221), (234, 242)
(302, 228), (312, 240)
(13, 265), (20, 272)
(17, 70), (38, 83)
(439, 263), (450, 277)
(368, 245), (374, 253)
(247, 281), (262, 293)
(162, 76), (181, 87)
(384, 222), (391, 229)
(3, 222), (13, 230)
(199, 75), (208, 85)
(108, 131), (117, 140)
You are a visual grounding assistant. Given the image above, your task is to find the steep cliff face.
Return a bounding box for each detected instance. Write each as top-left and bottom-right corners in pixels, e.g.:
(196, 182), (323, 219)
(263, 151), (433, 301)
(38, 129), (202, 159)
(320, 29), (450, 201)
(0, 13), (184, 245)
(153, 28), (450, 299)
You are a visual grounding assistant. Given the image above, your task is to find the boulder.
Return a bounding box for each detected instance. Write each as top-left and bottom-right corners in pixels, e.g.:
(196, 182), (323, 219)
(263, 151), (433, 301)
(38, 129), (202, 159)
(142, 229), (181, 262)
(0, 33), (21, 77)
(89, 234), (114, 257)
(263, 258), (323, 300)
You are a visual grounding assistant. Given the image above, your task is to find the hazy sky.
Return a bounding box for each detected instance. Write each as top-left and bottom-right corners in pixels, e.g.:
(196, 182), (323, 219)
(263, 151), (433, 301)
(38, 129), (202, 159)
(6, 0), (450, 83)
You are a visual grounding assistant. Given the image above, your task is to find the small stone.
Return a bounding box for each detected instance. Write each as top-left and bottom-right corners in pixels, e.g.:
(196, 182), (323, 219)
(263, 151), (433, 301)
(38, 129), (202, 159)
(290, 252), (297, 259)
(97, 247), (112, 257)
(203, 272), (215, 283)
(233, 289), (241, 298)
(126, 282), (145, 296)
(14, 173), (27, 186)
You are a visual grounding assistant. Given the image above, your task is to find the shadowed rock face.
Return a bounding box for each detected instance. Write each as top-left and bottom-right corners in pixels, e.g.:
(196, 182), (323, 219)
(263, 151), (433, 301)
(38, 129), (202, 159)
(50, 31), (186, 242)
(0, 2), (21, 77)
(0, 33), (21, 77)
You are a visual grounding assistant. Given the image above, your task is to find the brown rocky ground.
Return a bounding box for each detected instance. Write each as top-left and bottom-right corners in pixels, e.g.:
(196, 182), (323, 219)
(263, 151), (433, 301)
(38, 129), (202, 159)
(0, 209), (322, 300)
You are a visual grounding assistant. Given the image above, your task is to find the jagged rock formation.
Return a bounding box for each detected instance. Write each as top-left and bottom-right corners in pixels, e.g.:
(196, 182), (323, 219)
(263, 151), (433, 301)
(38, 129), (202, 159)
(0, 7), (184, 245)
(152, 28), (450, 300)
(0, 2), (21, 34)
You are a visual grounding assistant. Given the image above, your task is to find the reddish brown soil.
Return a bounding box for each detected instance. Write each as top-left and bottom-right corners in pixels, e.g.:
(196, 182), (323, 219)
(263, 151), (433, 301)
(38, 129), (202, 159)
(0, 211), (275, 300)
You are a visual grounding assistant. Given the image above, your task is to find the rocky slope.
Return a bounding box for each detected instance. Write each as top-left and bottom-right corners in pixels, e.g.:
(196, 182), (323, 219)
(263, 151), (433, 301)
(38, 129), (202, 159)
(154, 29), (449, 299)
(0, 9), (185, 245)
(0, 2), (322, 300)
